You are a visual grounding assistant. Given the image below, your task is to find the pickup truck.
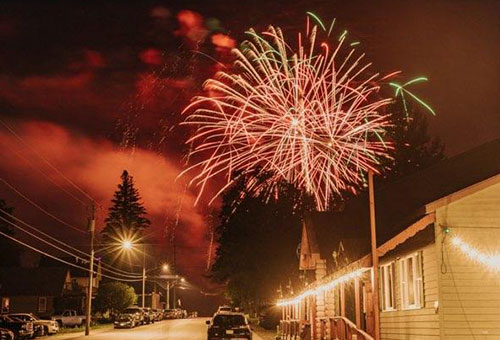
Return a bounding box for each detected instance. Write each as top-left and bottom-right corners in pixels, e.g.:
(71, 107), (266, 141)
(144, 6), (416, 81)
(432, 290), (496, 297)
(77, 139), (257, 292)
(52, 310), (86, 327)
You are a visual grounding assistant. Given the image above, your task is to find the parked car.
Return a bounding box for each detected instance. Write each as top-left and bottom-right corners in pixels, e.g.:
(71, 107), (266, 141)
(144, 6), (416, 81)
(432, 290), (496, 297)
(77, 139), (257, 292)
(122, 307), (144, 326)
(9, 313), (59, 335)
(113, 314), (136, 329)
(0, 327), (15, 340)
(52, 310), (85, 328)
(206, 312), (252, 340)
(188, 311), (198, 318)
(152, 309), (162, 322)
(0, 315), (34, 340)
(172, 309), (186, 319)
(8, 318), (43, 339)
(141, 308), (154, 324)
(164, 309), (177, 319)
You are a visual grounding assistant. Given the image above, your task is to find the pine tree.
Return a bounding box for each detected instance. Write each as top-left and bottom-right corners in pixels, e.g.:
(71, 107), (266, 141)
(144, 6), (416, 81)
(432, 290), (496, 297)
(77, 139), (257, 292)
(101, 170), (151, 243)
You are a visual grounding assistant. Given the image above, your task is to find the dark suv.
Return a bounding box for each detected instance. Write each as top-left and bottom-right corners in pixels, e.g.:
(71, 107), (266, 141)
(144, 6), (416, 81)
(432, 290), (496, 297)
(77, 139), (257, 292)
(0, 315), (33, 340)
(206, 312), (252, 340)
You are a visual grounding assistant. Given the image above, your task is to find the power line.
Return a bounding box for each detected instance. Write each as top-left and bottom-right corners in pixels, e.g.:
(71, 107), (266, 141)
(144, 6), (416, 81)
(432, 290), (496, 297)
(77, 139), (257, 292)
(0, 119), (99, 206)
(0, 211), (142, 279)
(0, 229), (143, 282)
(2, 141), (89, 206)
(0, 177), (144, 276)
(0, 177), (87, 234)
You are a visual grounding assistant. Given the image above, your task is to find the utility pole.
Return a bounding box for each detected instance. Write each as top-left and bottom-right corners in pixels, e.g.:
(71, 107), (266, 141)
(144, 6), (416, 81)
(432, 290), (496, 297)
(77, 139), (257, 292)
(173, 278), (176, 309)
(142, 244), (146, 308)
(85, 205), (95, 336)
(368, 171), (380, 340)
(166, 282), (170, 309)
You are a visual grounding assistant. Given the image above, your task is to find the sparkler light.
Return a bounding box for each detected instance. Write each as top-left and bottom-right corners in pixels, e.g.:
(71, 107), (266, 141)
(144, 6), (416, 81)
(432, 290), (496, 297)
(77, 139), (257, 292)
(182, 17), (396, 210)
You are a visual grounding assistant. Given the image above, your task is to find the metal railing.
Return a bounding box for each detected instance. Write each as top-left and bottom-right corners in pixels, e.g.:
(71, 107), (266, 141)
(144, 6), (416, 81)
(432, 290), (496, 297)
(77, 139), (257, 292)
(318, 316), (373, 340)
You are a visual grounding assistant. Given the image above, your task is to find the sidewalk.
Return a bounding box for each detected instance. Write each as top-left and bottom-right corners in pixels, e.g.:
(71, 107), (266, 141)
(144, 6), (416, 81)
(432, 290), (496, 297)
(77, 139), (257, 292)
(40, 325), (113, 340)
(253, 325), (278, 340)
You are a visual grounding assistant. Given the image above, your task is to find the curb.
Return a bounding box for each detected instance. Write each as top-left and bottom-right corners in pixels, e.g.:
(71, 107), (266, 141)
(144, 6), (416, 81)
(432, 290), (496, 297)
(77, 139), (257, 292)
(39, 325), (113, 340)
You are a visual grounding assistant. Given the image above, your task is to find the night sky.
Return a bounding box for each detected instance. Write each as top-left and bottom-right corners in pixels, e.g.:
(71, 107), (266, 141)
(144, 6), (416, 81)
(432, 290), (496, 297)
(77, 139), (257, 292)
(0, 0), (499, 312)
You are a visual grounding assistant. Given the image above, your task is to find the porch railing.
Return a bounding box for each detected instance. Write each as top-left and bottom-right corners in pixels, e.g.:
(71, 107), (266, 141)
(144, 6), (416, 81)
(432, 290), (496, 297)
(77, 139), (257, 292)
(318, 316), (373, 340)
(279, 319), (302, 339)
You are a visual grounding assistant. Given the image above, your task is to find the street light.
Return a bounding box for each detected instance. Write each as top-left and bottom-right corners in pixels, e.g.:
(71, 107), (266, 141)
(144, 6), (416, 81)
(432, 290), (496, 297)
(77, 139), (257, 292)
(162, 264), (169, 272)
(122, 240), (132, 250)
(120, 239), (147, 308)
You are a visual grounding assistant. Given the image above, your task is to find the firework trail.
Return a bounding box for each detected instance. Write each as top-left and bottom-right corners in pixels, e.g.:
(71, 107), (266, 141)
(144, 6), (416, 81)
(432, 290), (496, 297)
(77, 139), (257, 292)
(182, 17), (396, 211)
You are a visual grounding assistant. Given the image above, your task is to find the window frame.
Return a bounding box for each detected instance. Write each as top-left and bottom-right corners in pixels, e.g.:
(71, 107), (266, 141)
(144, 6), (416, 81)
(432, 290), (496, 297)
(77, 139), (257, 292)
(380, 261), (396, 312)
(399, 252), (424, 310)
(1, 297), (10, 313)
(38, 296), (47, 313)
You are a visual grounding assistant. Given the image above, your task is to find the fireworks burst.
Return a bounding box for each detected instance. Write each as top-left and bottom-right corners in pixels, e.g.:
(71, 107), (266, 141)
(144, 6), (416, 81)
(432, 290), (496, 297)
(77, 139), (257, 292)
(182, 17), (397, 211)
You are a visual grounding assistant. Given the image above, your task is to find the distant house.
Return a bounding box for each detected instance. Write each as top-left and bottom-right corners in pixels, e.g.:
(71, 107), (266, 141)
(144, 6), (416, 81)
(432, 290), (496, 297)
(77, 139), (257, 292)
(0, 267), (72, 318)
(0, 263), (102, 318)
(278, 138), (500, 340)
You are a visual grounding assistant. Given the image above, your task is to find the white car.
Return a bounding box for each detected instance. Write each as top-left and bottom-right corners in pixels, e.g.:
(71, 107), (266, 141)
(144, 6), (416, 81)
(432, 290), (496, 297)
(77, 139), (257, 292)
(9, 313), (59, 335)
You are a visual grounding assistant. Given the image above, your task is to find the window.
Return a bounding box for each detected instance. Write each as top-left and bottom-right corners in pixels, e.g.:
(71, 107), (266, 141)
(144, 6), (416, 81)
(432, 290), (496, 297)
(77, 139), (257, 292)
(380, 262), (395, 311)
(399, 252), (424, 309)
(38, 297), (47, 313)
(1, 297), (9, 313)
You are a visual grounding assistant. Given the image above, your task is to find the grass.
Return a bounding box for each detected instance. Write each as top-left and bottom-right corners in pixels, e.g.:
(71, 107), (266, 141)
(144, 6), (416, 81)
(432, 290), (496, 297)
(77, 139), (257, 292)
(57, 323), (112, 334)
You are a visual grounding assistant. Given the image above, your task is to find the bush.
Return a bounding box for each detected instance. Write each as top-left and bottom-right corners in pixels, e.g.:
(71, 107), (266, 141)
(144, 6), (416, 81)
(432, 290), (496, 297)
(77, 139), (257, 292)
(93, 282), (137, 316)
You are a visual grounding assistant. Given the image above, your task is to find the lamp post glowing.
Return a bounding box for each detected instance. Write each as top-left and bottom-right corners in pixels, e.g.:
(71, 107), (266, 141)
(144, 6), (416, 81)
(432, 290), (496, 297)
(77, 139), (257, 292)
(120, 239), (147, 308)
(122, 240), (132, 250)
(141, 244), (146, 308)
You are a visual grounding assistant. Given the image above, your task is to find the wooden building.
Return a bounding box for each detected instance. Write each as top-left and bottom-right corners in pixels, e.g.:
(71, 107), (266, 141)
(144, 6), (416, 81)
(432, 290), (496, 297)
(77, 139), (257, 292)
(279, 138), (500, 340)
(0, 267), (72, 317)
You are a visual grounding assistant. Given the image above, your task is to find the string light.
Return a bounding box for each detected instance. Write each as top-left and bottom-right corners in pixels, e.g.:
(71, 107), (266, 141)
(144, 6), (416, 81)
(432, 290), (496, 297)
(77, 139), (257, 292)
(451, 237), (500, 271)
(277, 268), (369, 307)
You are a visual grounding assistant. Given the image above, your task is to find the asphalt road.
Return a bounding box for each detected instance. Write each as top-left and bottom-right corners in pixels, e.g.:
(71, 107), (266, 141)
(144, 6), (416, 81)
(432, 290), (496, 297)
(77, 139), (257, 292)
(61, 318), (210, 340)
(54, 318), (266, 340)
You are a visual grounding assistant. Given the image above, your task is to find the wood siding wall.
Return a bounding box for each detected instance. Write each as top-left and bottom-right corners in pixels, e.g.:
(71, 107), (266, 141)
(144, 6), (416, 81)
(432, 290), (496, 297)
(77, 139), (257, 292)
(436, 181), (500, 340)
(7, 296), (55, 318)
(380, 244), (440, 340)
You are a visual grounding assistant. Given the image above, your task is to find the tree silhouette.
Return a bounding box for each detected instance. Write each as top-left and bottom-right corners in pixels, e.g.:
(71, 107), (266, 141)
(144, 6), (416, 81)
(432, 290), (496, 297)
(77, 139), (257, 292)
(101, 170), (150, 245)
(383, 97), (445, 181)
(0, 199), (21, 266)
(211, 172), (315, 313)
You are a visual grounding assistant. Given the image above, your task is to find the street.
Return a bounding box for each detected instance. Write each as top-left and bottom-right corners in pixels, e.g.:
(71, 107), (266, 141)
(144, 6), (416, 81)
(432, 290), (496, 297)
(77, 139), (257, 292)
(53, 318), (265, 340)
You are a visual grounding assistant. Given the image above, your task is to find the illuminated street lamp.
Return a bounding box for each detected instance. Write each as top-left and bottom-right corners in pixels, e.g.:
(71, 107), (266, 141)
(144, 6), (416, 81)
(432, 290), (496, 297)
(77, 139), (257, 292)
(122, 240), (132, 250)
(120, 239), (147, 308)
